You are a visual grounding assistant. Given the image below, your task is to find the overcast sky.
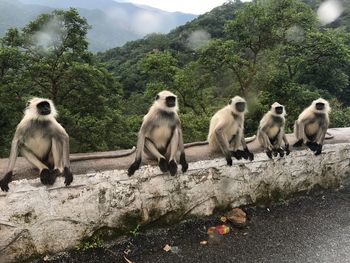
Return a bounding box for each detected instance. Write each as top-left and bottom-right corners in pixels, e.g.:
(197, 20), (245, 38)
(117, 0), (235, 14)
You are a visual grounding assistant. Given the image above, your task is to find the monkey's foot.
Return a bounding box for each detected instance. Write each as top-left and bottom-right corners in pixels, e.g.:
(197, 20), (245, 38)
(231, 151), (242, 160)
(179, 153), (188, 173)
(159, 158), (168, 173)
(128, 160), (141, 176)
(293, 139), (303, 147)
(306, 141), (319, 152)
(314, 144), (323, 156)
(273, 150), (278, 157)
(226, 155), (233, 166)
(40, 169), (51, 185)
(0, 171), (13, 192)
(266, 150), (273, 159)
(168, 160), (178, 176)
(63, 167), (73, 186)
(277, 148), (285, 157)
(48, 169), (60, 185)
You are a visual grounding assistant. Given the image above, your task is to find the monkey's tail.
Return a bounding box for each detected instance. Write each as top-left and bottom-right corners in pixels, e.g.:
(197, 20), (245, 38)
(325, 131), (334, 140)
(70, 146), (136, 162)
(245, 135), (256, 143)
(184, 141), (209, 148)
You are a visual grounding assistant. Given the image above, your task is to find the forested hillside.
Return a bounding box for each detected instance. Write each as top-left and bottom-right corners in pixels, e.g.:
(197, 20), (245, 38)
(1, 0), (350, 157)
(0, 0), (196, 52)
(98, 0), (350, 142)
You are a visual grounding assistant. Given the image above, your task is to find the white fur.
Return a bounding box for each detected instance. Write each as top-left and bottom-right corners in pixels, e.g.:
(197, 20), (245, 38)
(257, 102), (287, 150)
(23, 97), (58, 120)
(298, 98), (330, 122)
(150, 90), (178, 113)
(208, 96), (246, 151)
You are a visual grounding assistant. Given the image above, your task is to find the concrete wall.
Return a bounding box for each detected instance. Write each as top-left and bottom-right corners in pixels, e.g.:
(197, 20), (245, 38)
(0, 128), (350, 262)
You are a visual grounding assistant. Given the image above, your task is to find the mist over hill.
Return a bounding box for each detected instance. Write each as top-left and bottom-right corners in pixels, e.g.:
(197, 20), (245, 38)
(0, 0), (196, 52)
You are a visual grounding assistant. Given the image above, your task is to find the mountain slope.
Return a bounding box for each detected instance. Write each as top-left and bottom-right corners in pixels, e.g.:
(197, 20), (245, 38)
(0, 0), (196, 52)
(97, 1), (244, 96)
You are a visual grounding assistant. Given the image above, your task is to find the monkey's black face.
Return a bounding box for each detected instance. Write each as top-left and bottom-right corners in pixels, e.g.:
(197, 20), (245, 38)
(315, 102), (325, 111)
(166, 96), (176, 108)
(275, 106), (283, 115)
(235, 102), (246, 113)
(37, 101), (51, 115)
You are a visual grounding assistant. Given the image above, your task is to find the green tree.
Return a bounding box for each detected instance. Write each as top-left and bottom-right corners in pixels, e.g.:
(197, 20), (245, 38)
(0, 9), (130, 156)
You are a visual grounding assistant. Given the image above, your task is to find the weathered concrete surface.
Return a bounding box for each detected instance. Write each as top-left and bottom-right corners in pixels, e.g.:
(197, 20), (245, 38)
(1, 128), (349, 181)
(1, 138), (350, 262)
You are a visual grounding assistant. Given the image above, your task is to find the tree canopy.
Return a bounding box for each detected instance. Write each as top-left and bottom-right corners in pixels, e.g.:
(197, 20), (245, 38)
(1, 0), (350, 157)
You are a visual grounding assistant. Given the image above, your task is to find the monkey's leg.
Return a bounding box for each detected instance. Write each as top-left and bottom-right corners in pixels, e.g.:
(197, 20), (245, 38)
(230, 134), (243, 160)
(144, 139), (168, 173)
(214, 128), (232, 166)
(20, 148), (52, 185)
(240, 136), (254, 161)
(1, 138), (20, 192)
(258, 130), (273, 159)
(60, 134), (73, 186)
(314, 125), (327, 155)
(167, 128), (179, 176)
(177, 127), (188, 173)
(274, 133), (285, 157)
(49, 138), (64, 185)
(52, 138), (63, 172)
(293, 121), (305, 147)
(282, 134), (290, 155)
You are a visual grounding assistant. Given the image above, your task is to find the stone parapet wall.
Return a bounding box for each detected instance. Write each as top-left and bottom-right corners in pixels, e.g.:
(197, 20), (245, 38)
(1, 141), (349, 263)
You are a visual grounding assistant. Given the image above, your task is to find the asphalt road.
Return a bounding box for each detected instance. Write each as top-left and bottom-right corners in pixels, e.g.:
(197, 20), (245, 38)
(35, 186), (350, 263)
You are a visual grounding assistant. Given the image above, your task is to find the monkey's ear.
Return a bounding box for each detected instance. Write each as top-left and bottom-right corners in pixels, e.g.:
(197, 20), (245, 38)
(228, 99), (232, 105)
(155, 95), (160, 100)
(269, 105), (273, 110)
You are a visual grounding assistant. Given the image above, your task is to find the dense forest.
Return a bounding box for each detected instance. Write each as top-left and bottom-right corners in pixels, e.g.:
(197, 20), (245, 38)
(1, 0), (350, 157)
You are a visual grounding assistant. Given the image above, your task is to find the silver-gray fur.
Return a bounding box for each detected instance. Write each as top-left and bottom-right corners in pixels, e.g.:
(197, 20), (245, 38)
(0, 97), (73, 192)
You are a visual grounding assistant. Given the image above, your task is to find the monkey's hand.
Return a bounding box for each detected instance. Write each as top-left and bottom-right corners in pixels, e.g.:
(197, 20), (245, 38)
(314, 144), (323, 156)
(244, 148), (254, 161)
(179, 153), (188, 173)
(63, 167), (73, 186)
(293, 139), (304, 147)
(0, 171), (13, 192)
(285, 144), (290, 155)
(128, 159), (141, 176)
(168, 160), (178, 176)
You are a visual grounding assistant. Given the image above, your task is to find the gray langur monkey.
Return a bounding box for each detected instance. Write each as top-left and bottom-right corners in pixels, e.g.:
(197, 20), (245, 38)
(0, 98), (73, 192)
(208, 96), (254, 166)
(293, 98), (330, 155)
(128, 90), (188, 176)
(257, 102), (290, 159)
